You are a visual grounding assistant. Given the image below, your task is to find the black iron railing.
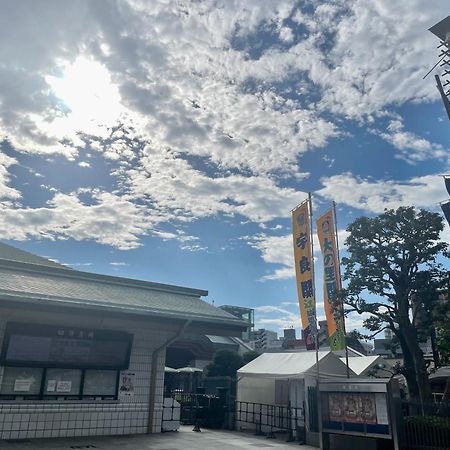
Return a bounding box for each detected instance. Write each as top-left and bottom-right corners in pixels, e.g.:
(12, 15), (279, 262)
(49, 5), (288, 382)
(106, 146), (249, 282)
(235, 401), (305, 442)
(169, 392), (227, 429)
(402, 400), (450, 450)
(307, 386), (319, 432)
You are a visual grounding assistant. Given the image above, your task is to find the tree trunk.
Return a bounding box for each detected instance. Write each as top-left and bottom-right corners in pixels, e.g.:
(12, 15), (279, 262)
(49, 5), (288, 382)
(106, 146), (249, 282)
(402, 322), (432, 404)
(395, 329), (420, 400)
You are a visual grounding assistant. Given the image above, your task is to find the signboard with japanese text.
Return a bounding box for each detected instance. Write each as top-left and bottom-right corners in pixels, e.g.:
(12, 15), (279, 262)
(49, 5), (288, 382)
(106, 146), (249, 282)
(316, 210), (346, 351)
(1, 323), (133, 369)
(292, 200), (316, 350)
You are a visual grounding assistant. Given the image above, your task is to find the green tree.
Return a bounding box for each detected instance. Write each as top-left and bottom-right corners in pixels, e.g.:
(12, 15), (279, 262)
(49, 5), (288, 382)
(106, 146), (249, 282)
(242, 350), (260, 365)
(341, 206), (447, 404)
(205, 349), (244, 377)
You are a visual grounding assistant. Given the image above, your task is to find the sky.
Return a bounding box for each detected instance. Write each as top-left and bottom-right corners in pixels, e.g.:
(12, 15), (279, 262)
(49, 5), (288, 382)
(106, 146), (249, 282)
(1, 0), (450, 338)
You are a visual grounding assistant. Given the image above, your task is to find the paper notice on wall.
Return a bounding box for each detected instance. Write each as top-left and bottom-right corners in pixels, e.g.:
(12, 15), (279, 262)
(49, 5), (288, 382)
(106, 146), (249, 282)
(46, 380), (57, 392)
(375, 393), (389, 425)
(119, 371), (135, 398)
(56, 380), (72, 393)
(13, 379), (33, 392)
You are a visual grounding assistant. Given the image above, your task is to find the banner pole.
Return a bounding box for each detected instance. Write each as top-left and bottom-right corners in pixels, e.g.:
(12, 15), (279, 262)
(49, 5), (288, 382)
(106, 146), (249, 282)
(310, 192), (322, 448)
(333, 201), (350, 378)
(309, 193), (319, 363)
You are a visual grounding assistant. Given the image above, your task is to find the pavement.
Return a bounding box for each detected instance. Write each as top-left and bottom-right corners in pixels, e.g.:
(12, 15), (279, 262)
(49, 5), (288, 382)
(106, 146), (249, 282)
(0, 426), (317, 450)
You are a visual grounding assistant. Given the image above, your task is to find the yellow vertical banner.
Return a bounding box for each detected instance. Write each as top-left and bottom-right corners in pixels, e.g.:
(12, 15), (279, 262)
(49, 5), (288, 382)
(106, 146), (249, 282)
(292, 200), (316, 350)
(316, 210), (346, 351)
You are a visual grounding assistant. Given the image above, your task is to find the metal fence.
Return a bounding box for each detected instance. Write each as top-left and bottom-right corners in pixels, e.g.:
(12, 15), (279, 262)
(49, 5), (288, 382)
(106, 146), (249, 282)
(307, 386), (319, 432)
(402, 400), (450, 450)
(170, 392), (227, 429)
(235, 401), (305, 442)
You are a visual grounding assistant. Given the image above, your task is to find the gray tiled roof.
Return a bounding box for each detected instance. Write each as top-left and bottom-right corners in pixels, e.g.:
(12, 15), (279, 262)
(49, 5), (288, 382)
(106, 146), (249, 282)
(0, 255), (244, 331)
(0, 242), (69, 269)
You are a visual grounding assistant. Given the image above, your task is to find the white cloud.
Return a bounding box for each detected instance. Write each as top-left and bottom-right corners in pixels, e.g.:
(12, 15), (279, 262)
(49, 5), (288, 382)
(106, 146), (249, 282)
(248, 225), (348, 281)
(377, 119), (447, 163)
(0, 191), (149, 250)
(0, 0), (448, 255)
(124, 145), (308, 224)
(248, 234), (294, 281)
(317, 173), (448, 214)
(1, 0), (446, 162)
(253, 303), (301, 334)
(0, 152), (20, 199)
(310, 0), (446, 118)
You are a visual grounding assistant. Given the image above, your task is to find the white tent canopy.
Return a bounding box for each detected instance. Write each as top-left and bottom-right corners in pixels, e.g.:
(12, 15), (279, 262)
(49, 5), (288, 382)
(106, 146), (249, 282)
(238, 351), (354, 379)
(339, 355), (387, 376)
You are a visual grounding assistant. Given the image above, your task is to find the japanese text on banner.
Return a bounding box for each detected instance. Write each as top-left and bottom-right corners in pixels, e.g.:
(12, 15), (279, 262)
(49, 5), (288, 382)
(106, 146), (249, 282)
(292, 200), (316, 350)
(316, 210), (346, 351)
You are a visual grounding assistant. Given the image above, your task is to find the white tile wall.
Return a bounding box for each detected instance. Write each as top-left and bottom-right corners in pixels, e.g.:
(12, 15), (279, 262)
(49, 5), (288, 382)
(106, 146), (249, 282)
(0, 311), (172, 439)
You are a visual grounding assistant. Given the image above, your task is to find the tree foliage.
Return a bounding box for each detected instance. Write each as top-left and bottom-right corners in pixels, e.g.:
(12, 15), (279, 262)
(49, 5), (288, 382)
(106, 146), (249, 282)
(205, 349), (244, 377)
(341, 206), (448, 403)
(242, 350), (260, 365)
(433, 285), (450, 366)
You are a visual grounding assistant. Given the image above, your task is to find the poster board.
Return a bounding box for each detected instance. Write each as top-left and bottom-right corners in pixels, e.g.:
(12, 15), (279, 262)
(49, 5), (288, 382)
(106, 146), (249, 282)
(320, 379), (397, 439)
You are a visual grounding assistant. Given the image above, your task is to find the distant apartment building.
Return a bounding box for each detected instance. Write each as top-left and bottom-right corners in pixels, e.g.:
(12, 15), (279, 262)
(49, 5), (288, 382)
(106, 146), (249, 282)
(249, 328), (280, 350)
(283, 328), (306, 350)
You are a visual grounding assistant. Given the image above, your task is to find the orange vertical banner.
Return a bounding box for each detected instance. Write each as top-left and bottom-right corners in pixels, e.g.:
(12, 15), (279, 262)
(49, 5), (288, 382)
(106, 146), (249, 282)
(316, 210), (346, 351)
(292, 200), (316, 350)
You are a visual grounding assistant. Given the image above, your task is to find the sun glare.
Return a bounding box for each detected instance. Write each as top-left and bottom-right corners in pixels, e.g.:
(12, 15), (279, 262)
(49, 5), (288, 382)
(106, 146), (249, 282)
(47, 57), (124, 138)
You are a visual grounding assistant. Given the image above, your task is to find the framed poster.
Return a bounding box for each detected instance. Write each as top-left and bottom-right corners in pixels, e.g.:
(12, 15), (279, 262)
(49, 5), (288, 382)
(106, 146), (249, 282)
(14, 379), (33, 392)
(328, 393), (344, 421)
(119, 371), (135, 398)
(325, 392), (379, 424)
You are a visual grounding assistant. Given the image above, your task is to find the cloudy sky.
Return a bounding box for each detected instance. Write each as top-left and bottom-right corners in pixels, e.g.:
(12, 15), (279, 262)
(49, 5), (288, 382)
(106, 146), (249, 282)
(1, 0), (449, 337)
